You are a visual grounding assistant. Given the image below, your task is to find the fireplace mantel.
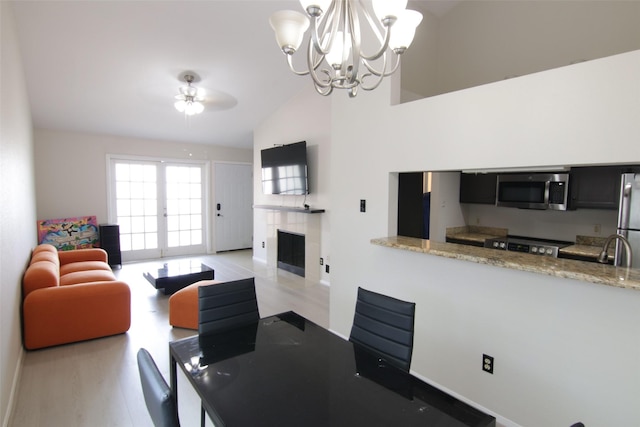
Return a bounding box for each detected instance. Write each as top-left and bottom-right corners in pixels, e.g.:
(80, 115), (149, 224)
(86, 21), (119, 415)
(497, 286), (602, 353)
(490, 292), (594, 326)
(254, 205), (325, 214)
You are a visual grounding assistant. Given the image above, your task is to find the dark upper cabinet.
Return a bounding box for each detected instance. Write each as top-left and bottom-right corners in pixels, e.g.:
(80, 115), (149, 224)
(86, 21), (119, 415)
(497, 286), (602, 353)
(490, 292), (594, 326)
(459, 173), (497, 205)
(569, 165), (640, 210)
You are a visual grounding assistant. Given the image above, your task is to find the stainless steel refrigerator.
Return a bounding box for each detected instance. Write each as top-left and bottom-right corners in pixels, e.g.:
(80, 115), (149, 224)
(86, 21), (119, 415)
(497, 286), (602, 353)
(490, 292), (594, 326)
(617, 173), (640, 267)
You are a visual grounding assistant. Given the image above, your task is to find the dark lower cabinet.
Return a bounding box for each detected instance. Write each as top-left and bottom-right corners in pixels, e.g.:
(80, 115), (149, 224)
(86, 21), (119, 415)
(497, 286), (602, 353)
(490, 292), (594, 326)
(99, 224), (121, 267)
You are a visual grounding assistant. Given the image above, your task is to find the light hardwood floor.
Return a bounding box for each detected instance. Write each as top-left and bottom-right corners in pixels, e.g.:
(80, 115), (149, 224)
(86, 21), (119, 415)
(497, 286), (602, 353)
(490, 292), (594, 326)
(10, 250), (329, 427)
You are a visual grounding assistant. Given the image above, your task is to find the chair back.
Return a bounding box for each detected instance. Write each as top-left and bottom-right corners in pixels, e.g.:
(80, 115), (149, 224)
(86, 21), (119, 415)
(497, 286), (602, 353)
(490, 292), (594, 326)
(137, 348), (180, 427)
(349, 287), (416, 372)
(198, 278), (260, 336)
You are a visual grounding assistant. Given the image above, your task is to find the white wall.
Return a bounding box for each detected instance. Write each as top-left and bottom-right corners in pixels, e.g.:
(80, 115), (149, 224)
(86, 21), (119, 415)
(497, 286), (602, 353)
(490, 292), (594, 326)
(0, 3), (36, 425)
(400, 4), (440, 101)
(403, 0), (640, 99)
(33, 129), (252, 253)
(329, 50), (640, 426)
(253, 87), (332, 283)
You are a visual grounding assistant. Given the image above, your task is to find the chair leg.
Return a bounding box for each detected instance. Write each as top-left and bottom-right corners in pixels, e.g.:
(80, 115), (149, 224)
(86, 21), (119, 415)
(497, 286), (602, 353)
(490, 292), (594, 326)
(200, 404), (205, 427)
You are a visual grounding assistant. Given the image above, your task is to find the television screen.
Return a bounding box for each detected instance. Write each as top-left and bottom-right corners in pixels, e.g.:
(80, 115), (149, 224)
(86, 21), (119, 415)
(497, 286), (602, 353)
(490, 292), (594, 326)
(261, 141), (309, 195)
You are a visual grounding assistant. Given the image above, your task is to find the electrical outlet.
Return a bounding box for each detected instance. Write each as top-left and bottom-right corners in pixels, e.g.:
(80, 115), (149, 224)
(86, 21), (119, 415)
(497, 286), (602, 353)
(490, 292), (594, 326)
(325, 264), (330, 274)
(320, 258), (324, 265)
(360, 199), (366, 213)
(594, 224), (601, 234)
(262, 241), (265, 248)
(482, 354), (494, 374)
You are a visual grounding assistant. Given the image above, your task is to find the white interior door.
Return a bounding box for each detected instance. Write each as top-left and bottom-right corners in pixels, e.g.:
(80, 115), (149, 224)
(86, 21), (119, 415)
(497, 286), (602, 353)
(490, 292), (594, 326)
(214, 163), (253, 252)
(109, 157), (207, 261)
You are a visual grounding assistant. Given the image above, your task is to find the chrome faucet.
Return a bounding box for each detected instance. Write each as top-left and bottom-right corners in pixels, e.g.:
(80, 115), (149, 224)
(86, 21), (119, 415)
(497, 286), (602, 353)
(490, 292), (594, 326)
(597, 234), (633, 268)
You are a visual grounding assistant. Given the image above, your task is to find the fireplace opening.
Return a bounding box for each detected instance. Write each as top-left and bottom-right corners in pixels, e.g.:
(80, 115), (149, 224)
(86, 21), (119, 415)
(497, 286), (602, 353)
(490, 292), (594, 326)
(277, 230), (305, 277)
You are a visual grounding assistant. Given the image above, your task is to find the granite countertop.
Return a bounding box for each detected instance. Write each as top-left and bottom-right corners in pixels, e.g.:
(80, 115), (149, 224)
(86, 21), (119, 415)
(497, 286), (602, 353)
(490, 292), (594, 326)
(371, 236), (640, 291)
(559, 236), (614, 262)
(560, 245), (606, 259)
(445, 226), (508, 244)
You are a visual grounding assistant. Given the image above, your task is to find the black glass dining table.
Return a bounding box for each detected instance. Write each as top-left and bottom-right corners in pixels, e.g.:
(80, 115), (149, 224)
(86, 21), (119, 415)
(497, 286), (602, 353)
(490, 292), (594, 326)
(169, 311), (496, 427)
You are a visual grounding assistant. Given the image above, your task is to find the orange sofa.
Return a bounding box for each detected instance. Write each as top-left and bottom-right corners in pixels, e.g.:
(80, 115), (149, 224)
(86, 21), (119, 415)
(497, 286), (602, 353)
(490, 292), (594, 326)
(22, 244), (131, 350)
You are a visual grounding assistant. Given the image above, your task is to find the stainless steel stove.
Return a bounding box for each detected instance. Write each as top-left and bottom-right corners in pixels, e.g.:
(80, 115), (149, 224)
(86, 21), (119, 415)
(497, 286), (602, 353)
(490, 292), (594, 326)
(483, 235), (573, 258)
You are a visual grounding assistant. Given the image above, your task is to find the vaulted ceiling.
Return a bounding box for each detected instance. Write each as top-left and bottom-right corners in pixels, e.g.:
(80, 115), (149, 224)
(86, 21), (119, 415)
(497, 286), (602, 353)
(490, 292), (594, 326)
(11, 1), (453, 149)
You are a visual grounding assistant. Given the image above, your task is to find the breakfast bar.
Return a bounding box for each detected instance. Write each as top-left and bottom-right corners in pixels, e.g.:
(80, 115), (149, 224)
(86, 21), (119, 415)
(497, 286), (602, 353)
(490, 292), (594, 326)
(371, 235), (640, 291)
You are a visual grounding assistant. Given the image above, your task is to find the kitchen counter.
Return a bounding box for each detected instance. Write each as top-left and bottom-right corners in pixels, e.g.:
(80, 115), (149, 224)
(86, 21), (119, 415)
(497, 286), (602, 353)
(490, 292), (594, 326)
(445, 226), (508, 246)
(560, 245), (607, 260)
(447, 227), (615, 263)
(558, 236), (614, 263)
(371, 236), (640, 291)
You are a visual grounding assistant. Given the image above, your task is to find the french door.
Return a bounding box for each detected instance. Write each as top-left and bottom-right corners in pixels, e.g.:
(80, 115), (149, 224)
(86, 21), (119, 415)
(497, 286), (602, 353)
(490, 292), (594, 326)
(108, 157), (208, 262)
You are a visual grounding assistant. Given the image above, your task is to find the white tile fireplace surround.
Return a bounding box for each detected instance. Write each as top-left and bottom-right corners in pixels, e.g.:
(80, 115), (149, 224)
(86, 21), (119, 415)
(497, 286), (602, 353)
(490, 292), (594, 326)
(264, 210), (321, 281)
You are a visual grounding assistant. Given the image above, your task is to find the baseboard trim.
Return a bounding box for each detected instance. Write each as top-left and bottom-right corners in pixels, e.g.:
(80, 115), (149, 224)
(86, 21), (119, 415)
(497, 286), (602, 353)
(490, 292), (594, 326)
(252, 255), (267, 265)
(2, 347), (24, 427)
(408, 370), (520, 427)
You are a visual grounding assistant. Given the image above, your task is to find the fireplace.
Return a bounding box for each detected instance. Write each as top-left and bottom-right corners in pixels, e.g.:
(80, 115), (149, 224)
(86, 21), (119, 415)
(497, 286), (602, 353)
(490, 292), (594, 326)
(277, 230), (305, 277)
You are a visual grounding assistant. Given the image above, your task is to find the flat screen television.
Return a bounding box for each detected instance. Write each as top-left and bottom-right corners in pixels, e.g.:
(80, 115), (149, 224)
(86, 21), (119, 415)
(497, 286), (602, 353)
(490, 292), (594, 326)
(261, 141), (309, 195)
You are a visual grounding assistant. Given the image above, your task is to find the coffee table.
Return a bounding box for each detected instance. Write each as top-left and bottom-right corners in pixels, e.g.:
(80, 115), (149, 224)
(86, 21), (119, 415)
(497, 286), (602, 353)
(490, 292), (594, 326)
(143, 259), (214, 295)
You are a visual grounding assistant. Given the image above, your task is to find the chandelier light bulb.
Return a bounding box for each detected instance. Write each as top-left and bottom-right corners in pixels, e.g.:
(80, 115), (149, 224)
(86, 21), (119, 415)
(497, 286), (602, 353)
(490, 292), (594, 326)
(389, 9), (423, 51)
(269, 10), (310, 54)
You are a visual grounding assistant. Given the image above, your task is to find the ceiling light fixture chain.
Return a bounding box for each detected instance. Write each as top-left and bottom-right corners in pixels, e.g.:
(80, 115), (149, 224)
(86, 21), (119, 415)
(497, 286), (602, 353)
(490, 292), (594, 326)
(174, 73), (205, 116)
(270, 0), (423, 97)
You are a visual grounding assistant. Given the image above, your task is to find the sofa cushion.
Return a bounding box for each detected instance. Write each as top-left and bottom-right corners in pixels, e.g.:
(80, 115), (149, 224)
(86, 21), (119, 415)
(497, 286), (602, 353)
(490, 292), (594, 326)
(60, 261), (112, 276)
(30, 250), (60, 266)
(23, 261), (60, 296)
(58, 248), (108, 265)
(60, 269), (116, 286)
(32, 243), (57, 256)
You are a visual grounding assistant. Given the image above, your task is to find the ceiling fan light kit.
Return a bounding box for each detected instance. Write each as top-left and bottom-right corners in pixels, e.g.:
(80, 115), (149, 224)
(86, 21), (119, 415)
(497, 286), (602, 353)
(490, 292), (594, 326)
(269, 0), (423, 97)
(174, 74), (205, 116)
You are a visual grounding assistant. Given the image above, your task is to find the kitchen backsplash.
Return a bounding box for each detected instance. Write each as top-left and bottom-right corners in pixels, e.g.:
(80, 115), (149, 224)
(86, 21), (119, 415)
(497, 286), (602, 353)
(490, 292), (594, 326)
(460, 203), (618, 242)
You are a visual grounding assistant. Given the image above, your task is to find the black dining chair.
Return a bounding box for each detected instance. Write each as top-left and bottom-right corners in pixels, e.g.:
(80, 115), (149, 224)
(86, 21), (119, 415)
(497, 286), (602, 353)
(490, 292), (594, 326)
(198, 277), (260, 336)
(136, 348), (181, 427)
(349, 287), (416, 372)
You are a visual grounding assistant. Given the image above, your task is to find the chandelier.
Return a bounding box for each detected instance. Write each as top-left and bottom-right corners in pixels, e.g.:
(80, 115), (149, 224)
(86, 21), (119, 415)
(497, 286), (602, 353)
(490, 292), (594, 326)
(269, 0), (423, 97)
(174, 74), (205, 116)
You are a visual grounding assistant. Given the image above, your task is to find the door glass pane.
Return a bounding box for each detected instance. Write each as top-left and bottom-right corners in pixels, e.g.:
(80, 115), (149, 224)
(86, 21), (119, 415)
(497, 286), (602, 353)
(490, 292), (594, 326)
(114, 161), (158, 252)
(165, 165), (204, 248)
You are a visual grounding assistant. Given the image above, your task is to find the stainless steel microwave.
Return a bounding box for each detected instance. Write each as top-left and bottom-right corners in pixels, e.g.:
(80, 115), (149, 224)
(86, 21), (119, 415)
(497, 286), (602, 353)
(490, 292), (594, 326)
(496, 173), (570, 210)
